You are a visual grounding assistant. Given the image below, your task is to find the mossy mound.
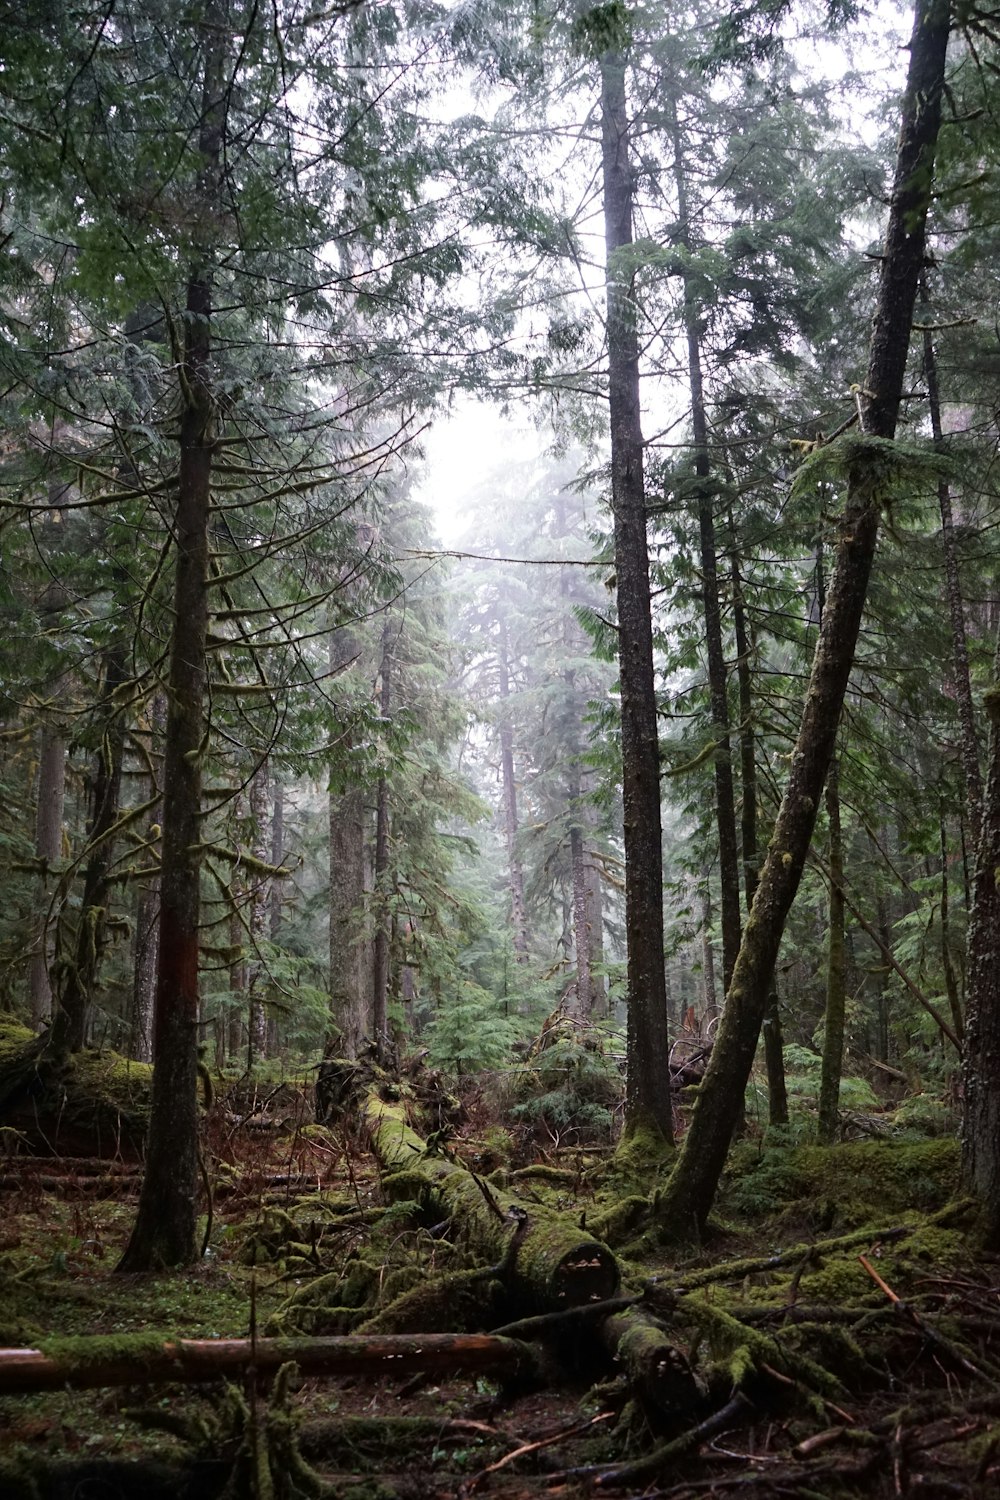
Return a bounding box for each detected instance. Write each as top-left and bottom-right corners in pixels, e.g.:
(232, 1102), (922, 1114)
(0, 1021), (151, 1157)
(719, 1137), (959, 1234)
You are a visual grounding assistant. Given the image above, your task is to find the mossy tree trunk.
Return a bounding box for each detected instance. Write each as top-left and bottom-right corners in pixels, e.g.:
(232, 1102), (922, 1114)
(117, 4), (226, 1271)
(363, 1093), (620, 1310)
(598, 40), (672, 1143)
(657, 0), (950, 1235)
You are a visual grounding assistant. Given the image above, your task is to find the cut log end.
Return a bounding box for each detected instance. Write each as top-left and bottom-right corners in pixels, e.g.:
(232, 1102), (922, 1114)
(547, 1244), (620, 1306)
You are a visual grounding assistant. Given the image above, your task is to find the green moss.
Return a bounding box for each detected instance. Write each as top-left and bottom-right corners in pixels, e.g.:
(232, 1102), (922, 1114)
(38, 1330), (168, 1375)
(720, 1138), (959, 1231)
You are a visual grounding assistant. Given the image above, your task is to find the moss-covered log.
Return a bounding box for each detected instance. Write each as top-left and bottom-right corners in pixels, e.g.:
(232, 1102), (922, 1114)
(362, 1093), (619, 1309)
(0, 1331), (533, 1394)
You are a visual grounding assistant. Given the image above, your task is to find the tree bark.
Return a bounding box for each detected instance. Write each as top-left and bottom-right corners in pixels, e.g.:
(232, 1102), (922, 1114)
(29, 496), (70, 1029)
(961, 634), (1000, 1244)
(497, 615), (531, 963)
(731, 546), (786, 1124)
(670, 95), (742, 992)
(0, 1332), (533, 1395)
(699, 874), (718, 1023)
(363, 1092), (620, 1308)
(50, 644), (128, 1057)
(922, 287), (983, 844)
(267, 775), (284, 1054)
(130, 692), (165, 1064)
(584, 825), (606, 1016)
(117, 4), (226, 1270)
(328, 622), (369, 1059)
(598, 43), (672, 1143)
(372, 621), (394, 1060)
(30, 723), (65, 1028)
(657, 0), (950, 1234)
(817, 752), (846, 1145)
(246, 760), (270, 1067)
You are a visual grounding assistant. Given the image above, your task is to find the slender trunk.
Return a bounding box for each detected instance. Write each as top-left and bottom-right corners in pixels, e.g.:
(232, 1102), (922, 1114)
(50, 646), (127, 1056)
(599, 45), (672, 1142)
(700, 876), (718, 1023)
(670, 98), (741, 991)
(131, 692), (165, 1064)
(961, 630), (1000, 1243)
(584, 831), (606, 1016)
(817, 753), (847, 1144)
(658, 0), (950, 1233)
(328, 624), (368, 1058)
(246, 761), (270, 1067)
(497, 618), (530, 962)
(939, 813), (963, 1043)
(568, 817), (592, 1019)
(922, 286), (983, 843)
(732, 548), (787, 1124)
(118, 6), (226, 1271)
(372, 625), (393, 1060)
(30, 725), (65, 1027)
(29, 503), (69, 1029)
(267, 778), (284, 1055)
(227, 902), (245, 1070)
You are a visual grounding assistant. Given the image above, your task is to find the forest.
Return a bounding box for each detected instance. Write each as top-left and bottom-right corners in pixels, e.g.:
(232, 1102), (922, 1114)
(1, 0), (999, 1494)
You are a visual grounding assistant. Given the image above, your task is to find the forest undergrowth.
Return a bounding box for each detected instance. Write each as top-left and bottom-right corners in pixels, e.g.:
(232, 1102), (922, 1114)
(0, 1040), (994, 1500)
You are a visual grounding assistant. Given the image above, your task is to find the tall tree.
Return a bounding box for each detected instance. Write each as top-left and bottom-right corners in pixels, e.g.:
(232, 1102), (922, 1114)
(658, 0), (951, 1234)
(583, 4), (673, 1142)
(119, 0), (227, 1270)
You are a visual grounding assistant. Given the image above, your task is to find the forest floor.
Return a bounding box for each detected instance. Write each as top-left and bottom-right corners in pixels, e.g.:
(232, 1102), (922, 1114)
(0, 1062), (995, 1500)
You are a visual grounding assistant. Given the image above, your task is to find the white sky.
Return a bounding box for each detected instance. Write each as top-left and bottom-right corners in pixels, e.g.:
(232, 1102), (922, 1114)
(414, 398), (543, 545)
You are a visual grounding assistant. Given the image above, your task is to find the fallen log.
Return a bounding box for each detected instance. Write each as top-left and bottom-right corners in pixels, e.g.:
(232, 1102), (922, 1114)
(361, 1092), (619, 1310)
(0, 1330), (535, 1394)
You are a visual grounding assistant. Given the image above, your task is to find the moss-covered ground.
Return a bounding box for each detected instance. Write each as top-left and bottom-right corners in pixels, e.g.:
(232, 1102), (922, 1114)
(0, 1072), (996, 1499)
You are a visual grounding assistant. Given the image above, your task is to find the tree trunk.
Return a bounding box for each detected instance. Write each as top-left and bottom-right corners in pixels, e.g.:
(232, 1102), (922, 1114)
(246, 760), (270, 1067)
(939, 812), (964, 1043)
(372, 623), (393, 1061)
(670, 97), (742, 992)
(568, 817), (593, 1019)
(584, 830), (606, 1016)
(732, 546), (787, 1124)
(817, 753), (846, 1145)
(699, 875), (718, 1023)
(50, 643), (128, 1056)
(267, 776), (284, 1055)
(30, 723), (65, 1028)
(328, 623), (369, 1059)
(961, 634), (1000, 1244)
(598, 42), (672, 1143)
(363, 1092), (620, 1308)
(657, 0), (950, 1235)
(0, 1333), (533, 1395)
(922, 286), (983, 844)
(29, 499), (70, 1030)
(130, 692), (165, 1064)
(498, 616), (530, 963)
(117, 5), (226, 1271)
